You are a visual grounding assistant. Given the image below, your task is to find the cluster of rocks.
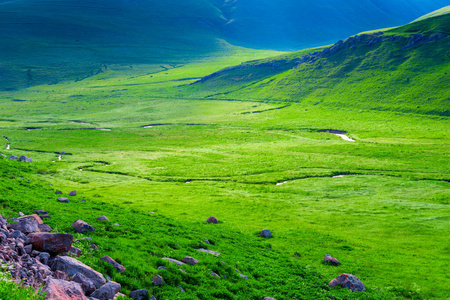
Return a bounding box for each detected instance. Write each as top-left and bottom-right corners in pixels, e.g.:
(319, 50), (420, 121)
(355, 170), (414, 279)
(56, 189), (86, 204)
(322, 254), (365, 291)
(0, 211), (152, 300)
(4, 154), (33, 163)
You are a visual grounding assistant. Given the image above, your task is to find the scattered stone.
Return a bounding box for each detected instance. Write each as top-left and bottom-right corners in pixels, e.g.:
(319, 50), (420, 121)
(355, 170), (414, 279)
(72, 272), (97, 296)
(55, 190), (63, 194)
(152, 274), (163, 286)
(211, 272), (220, 279)
(204, 240), (210, 244)
(182, 256), (199, 265)
(38, 224), (52, 232)
(112, 223), (119, 226)
(99, 256), (126, 273)
(28, 232), (73, 255)
(179, 284), (185, 293)
(96, 215), (109, 221)
(324, 254), (340, 265)
(18, 155), (33, 163)
(162, 257), (185, 265)
(72, 220), (95, 233)
(206, 216), (218, 223)
(69, 190), (77, 196)
(260, 229), (273, 238)
(91, 244), (99, 251)
(69, 246), (82, 257)
(57, 197), (70, 203)
(91, 281), (121, 300)
(43, 278), (87, 300)
(238, 273), (248, 279)
(0, 154), (6, 158)
(18, 212), (25, 217)
(129, 289), (149, 300)
(196, 248), (220, 256)
(329, 273), (365, 291)
(151, 296), (157, 300)
(41, 214), (51, 219)
(51, 256), (106, 288)
(34, 210), (48, 215)
(8, 155), (18, 160)
(264, 298), (276, 300)
(157, 266), (166, 270)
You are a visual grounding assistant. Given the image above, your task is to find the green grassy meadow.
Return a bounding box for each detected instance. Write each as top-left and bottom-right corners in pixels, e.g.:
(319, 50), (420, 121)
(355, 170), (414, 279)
(0, 13), (449, 300)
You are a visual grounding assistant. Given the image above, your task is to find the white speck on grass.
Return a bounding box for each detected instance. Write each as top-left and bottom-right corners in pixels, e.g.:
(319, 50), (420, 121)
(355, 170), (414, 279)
(276, 181), (288, 186)
(334, 134), (355, 142)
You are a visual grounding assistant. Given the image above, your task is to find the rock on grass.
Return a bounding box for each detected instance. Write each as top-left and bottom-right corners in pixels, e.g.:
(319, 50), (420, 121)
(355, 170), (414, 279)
(99, 256), (126, 273)
(329, 273), (365, 291)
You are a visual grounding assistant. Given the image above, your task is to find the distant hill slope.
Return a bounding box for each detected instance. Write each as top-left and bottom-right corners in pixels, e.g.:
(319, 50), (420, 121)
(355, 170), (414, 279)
(222, 0), (450, 50)
(0, 0), (448, 90)
(189, 13), (450, 116)
(413, 5), (450, 22)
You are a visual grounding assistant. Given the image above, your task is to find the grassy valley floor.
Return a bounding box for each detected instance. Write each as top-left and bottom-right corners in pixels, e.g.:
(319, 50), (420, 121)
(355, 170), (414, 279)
(0, 47), (449, 299)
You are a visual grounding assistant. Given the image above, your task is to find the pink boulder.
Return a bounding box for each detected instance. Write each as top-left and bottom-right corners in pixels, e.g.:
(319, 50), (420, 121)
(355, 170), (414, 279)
(43, 278), (87, 300)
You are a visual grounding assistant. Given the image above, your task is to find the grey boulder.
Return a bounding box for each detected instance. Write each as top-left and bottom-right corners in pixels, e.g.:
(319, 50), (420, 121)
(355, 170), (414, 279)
(51, 256), (106, 288)
(90, 281), (121, 300)
(18, 155), (32, 163)
(329, 273), (366, 291)
(129, 289), (149, 300)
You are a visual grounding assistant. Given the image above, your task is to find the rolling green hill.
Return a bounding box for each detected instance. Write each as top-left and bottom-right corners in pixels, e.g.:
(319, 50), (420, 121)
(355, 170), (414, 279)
(187, 13), (450, 116)
(1, 0), (449, 90)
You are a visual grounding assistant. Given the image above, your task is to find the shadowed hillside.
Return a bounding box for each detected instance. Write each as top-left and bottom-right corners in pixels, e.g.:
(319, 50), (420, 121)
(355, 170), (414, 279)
(0, 0), (449, 90)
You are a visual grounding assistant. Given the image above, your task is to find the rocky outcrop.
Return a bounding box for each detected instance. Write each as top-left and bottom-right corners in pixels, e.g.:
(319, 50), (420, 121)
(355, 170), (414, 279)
(403, 33), (446, 49)
(69, 190), (77, 196)
(0, 213), (129, 300)
(329, 273), (365, 291)
(99, 256), (126, 273)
